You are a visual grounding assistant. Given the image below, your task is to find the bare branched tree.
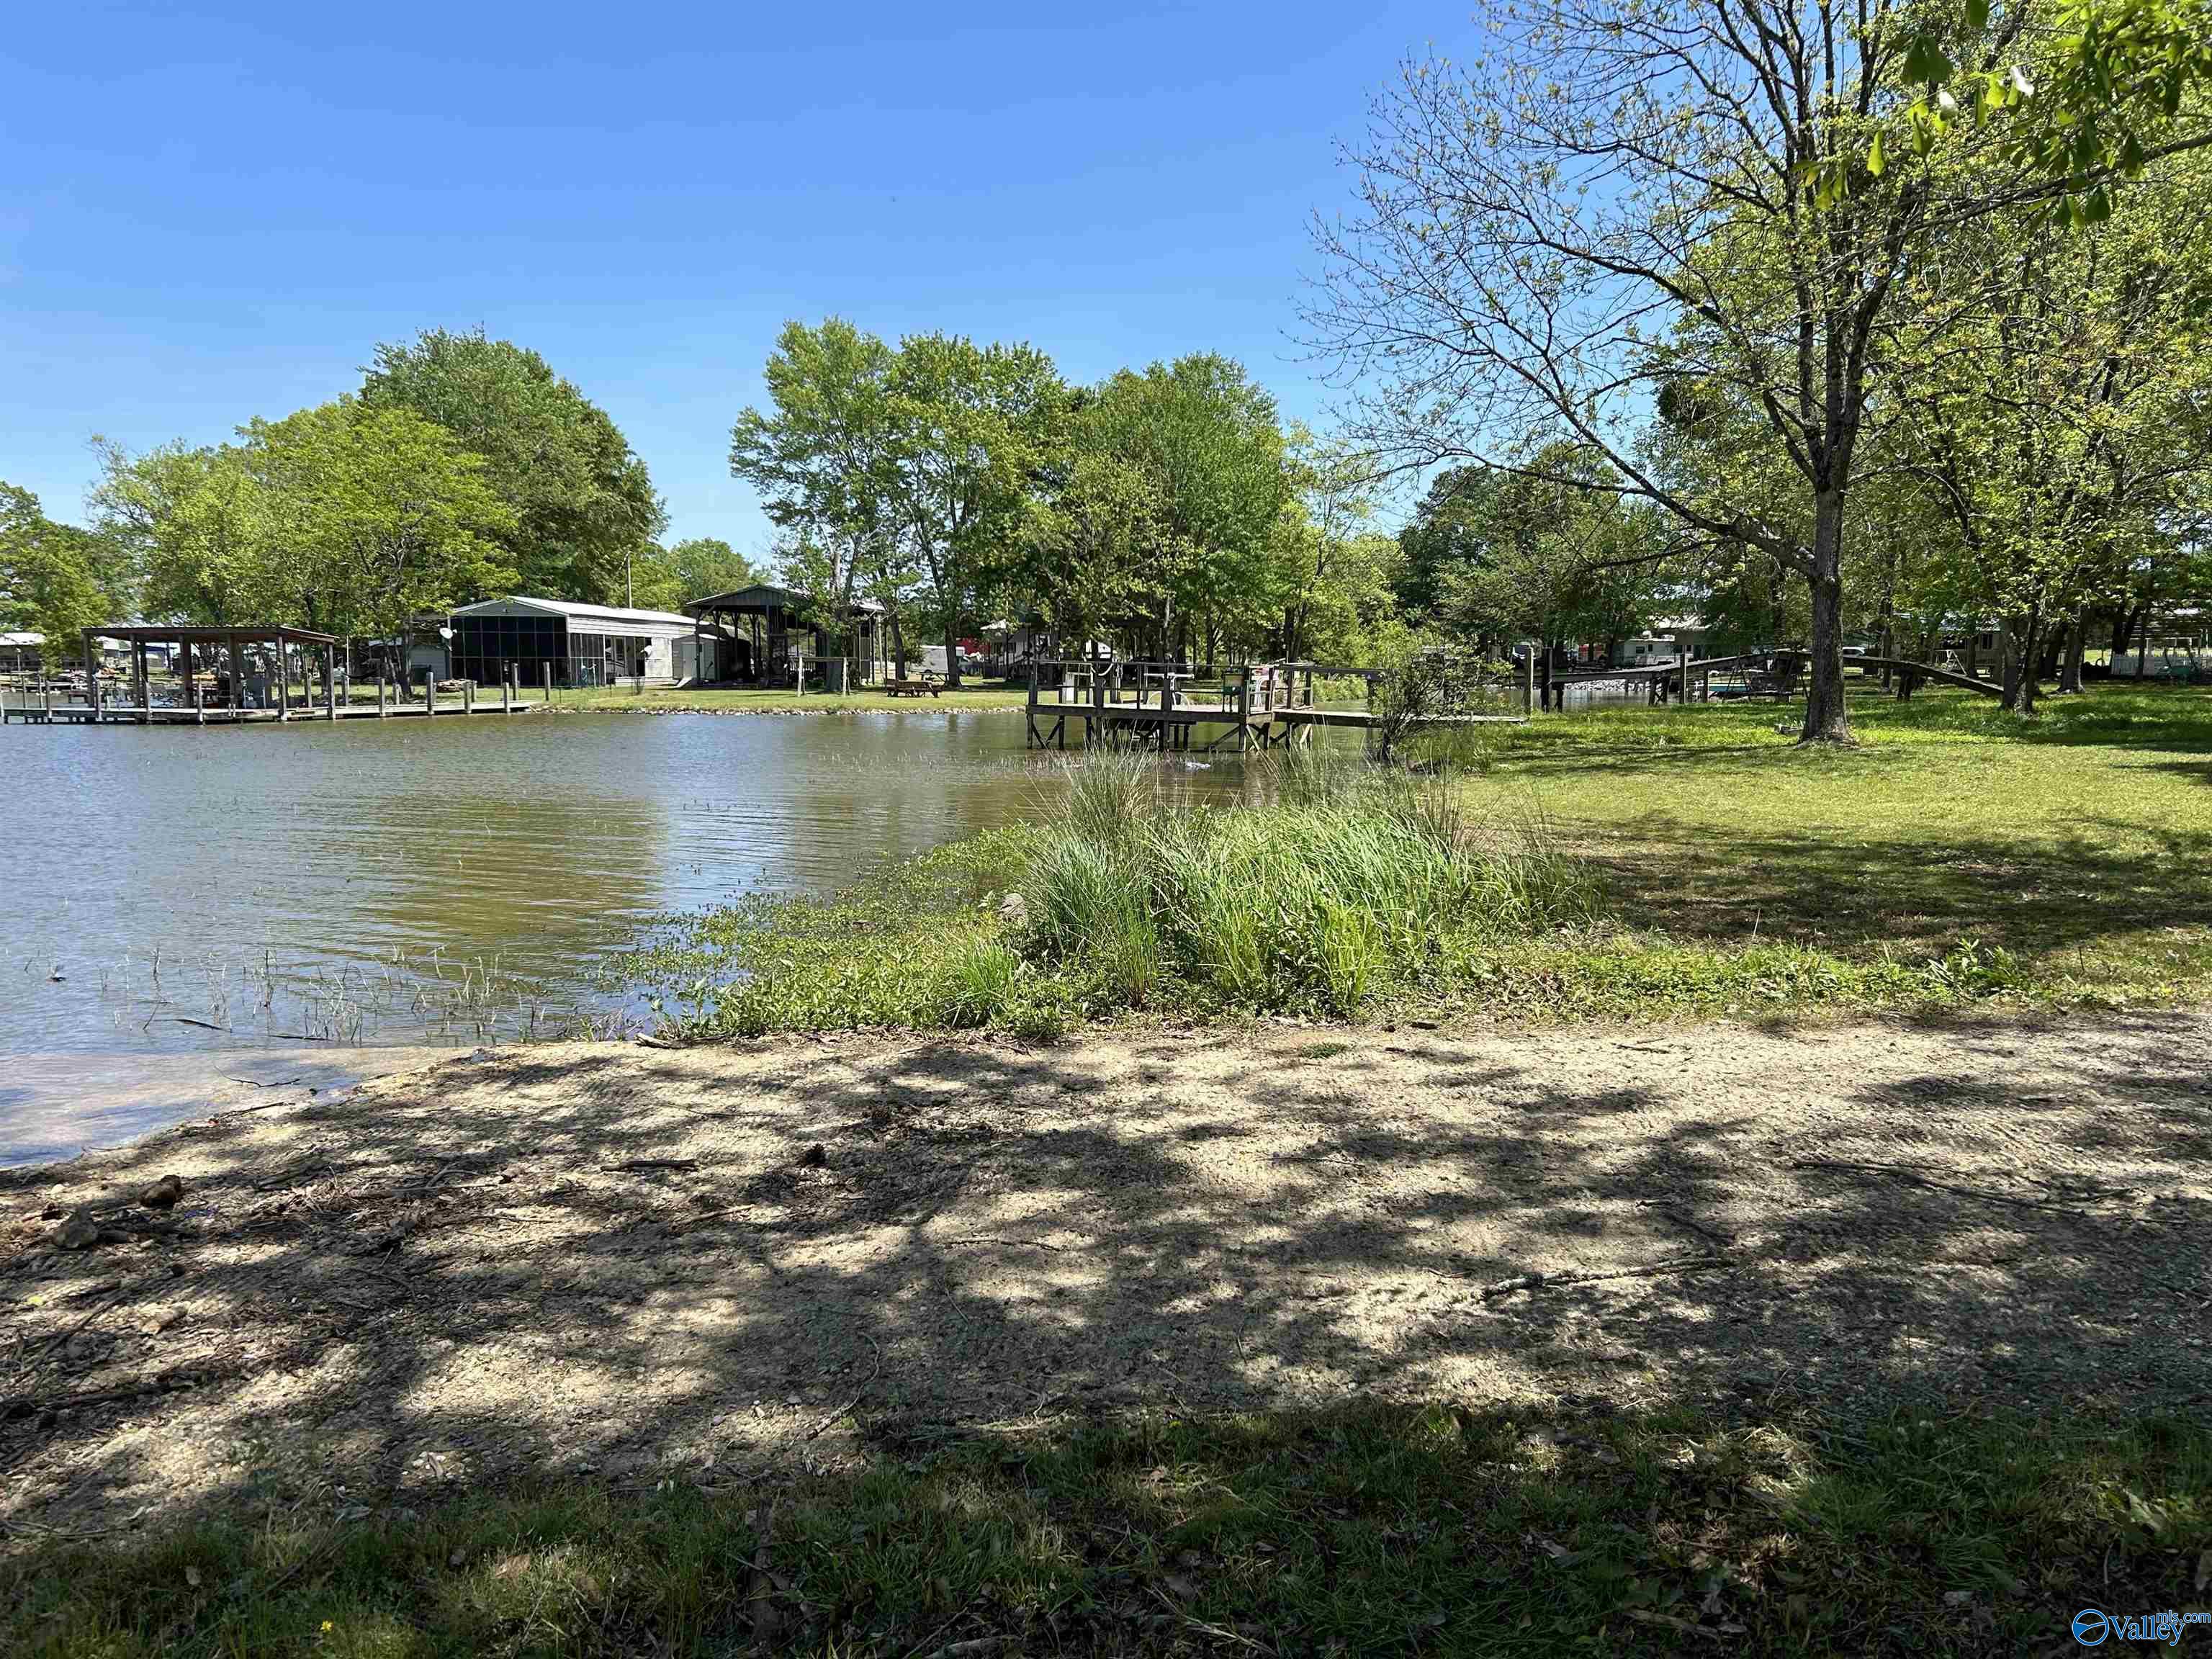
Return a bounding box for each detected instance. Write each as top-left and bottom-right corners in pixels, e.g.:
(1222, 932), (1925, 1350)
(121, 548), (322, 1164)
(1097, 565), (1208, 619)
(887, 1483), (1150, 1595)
(1303, 0), (2202, 743)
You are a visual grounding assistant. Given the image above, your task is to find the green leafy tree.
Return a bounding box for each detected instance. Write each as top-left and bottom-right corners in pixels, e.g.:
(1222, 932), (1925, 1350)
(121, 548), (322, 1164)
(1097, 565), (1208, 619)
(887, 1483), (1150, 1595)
(1084, 354), (1292, 662)
(1430, 453), (1673, 662)
(1887, 0), (2212, 213)
(239, 400), (518, 638)
(0, 483), (127, 663)
(1020, 442), (1164, 653)
(729, 320), (900, 662)
(1308, 0), (2207, 743)
(91, 439), (272, 626)
(361, 328), (664, 603)
(1884, 154), (2212, 709)
(631, 536), (761, 611)
(1395, 468), (1501, 623)
(1279, 428), (1398, 662)
(884, 333), (1066, 688)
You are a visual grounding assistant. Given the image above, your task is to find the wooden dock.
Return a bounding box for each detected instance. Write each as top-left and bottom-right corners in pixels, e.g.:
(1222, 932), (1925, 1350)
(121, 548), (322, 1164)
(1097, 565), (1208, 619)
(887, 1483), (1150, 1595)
(4, 688), (541, 727)
(1025, 660), (1528, 751)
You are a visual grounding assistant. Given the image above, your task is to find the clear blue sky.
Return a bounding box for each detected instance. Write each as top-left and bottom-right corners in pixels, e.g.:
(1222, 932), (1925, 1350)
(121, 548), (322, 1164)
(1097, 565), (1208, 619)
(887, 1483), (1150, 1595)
(2, 1), (1471, 556)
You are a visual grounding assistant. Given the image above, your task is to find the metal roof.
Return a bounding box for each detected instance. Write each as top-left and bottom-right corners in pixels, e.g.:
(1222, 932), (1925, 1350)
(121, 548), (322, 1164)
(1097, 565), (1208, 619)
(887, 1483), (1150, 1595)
(449, 595), (696, 629)
(84, 622), (339, 644)
(688, 584), (884, 616)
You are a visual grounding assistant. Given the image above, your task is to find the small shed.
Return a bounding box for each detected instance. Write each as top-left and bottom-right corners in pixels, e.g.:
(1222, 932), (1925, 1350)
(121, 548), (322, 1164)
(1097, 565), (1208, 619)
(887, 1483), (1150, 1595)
(448, 596), (696, 688)
(686, 585), (888, 689)
(0, 631), (43, 673)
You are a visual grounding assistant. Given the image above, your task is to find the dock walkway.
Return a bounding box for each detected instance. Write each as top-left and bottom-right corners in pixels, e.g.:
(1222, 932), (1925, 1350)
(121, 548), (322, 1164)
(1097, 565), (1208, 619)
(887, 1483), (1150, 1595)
(1024, 660), (1528, 751)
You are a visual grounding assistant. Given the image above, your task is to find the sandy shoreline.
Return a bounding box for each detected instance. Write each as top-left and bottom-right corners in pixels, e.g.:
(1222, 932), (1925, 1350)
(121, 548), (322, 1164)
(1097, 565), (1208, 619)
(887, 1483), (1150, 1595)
(4, 1010), (2208, 1537)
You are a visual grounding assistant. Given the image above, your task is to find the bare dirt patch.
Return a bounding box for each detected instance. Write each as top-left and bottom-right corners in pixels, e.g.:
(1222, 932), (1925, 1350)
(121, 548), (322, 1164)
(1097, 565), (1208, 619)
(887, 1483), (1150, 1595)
(4, 1011), (2209, 1537)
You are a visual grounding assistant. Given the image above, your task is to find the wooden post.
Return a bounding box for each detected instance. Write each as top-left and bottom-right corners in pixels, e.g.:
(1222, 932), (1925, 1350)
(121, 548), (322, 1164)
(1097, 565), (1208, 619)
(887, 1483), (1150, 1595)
(544, 662), (553, 706)
(503, 675), (512, 715)
(276, 642), (289, 721)
(1522, 645), (1535, 715)
(341, 653), (350, 709)
(1025, 665), (1040, 747)
(424, 671), (434, 717)
(464, 679), (475, 715)
(377, 674), (387, 717)
(1090, 659), (1104, 747)
(325, 646), (337, 720)
(1237, 663), (1252, 750)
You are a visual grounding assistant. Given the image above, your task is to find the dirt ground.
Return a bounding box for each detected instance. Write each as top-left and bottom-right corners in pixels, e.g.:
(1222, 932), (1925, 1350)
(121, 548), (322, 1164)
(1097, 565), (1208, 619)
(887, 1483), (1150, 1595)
(4, 1011), (2210, 1538)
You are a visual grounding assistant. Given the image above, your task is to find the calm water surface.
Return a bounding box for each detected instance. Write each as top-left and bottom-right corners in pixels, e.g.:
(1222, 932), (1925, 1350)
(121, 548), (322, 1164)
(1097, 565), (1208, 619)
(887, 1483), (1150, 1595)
(2, 710), (1246, 1159)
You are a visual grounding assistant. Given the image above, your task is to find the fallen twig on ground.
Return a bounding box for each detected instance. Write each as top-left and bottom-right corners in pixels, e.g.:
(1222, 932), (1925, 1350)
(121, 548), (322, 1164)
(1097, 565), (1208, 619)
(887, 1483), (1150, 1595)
(1791, 1158), (2098, 1213)
(747, 1496), (780, 1652)
(947, 1235), (1071, 1252)
(1474, 1255), (1732, 1303)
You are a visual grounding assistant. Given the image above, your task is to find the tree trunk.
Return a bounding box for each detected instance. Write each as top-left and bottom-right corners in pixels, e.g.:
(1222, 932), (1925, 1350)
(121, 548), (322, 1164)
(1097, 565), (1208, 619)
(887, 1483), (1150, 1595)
(2009, 608), (2044, 717)
(2110, 604), (2141, 657)
(2056, 606), (2087, 694)
(2036, 621), (2065, 685)
(1999, 615), (2025, 712)
(940, 611), (963, 690)
(1798, 499), (1853, 745)
(1963, 629), (1981, 680)
(886, 605), (906, 676)
(2134, 606), (2153, 680)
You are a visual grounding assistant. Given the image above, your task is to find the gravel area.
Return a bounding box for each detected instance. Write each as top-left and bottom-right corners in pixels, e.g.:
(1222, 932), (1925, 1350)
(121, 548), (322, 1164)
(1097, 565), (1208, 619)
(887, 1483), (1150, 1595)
(4, 1010), (2210, 1537)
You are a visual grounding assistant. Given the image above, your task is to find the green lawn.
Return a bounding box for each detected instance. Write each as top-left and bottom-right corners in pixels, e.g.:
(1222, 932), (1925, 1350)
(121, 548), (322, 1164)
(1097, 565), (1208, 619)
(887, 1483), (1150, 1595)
(1432, 681), (2212, 1014)
(9, 1402), (2203, 1656)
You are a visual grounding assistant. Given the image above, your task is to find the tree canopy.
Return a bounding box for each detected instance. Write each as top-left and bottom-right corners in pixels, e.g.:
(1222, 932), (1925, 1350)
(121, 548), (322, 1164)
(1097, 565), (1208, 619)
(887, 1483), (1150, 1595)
(361, 328), (664, 605)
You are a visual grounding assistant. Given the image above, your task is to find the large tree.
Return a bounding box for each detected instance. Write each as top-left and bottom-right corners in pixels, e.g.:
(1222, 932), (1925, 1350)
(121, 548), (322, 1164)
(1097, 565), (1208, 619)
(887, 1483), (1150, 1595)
(1084, 354), (1292, 663)
(1307, 0), (2208, 742)
(361, 328), (664, 603)
(0, 483), (129, 662)
(883, 333), (1065, 687)
(729, 319), (901, 666)
(1883, 150), (2212, 711)
(631, 536), (761, 611)
(91, 438), (271, 626)
(241, 400), (517, 637)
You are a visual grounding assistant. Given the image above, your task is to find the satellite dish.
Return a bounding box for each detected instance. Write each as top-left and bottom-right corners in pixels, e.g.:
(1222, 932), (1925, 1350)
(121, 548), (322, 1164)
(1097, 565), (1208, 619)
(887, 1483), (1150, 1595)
(439, 626), (452, 640)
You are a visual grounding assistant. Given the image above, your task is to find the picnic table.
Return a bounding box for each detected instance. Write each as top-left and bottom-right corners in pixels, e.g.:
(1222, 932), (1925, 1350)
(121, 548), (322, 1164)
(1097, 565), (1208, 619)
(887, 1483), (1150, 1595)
(884, 673), (941, 698)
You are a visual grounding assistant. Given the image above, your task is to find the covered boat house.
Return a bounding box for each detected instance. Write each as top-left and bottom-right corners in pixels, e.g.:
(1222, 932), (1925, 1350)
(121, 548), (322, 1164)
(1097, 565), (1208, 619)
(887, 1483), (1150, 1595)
(685, 585), (889, 690)
(447, 597), (699, 689)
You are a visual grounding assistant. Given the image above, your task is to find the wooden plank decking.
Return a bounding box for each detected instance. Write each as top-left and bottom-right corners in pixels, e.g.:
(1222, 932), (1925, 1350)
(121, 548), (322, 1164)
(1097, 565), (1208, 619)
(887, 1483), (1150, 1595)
(2, 699), (541, 727)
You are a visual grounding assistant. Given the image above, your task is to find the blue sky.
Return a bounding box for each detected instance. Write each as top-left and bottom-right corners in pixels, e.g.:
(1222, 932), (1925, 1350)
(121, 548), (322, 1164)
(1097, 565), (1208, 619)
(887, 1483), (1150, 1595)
(2, 1), (1472, 554)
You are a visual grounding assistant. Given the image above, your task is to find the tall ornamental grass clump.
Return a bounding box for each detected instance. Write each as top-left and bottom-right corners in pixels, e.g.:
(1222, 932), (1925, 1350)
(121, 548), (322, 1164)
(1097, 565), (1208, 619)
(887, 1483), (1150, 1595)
(1020, 751), (1597, 1016)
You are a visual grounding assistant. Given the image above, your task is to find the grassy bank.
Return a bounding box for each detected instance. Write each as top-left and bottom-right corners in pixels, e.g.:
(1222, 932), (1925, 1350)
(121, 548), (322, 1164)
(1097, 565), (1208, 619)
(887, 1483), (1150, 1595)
(619, 683), (2212, 1035)
(549, 682), (1031, 715)
(9, 1401), (2204, 1656)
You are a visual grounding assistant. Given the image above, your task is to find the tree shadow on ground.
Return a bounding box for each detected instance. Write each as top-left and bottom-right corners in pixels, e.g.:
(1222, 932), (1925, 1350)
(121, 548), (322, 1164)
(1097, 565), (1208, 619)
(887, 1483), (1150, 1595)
(2, 1013), (2208, 1539)
(1564, 811), (2212, 959)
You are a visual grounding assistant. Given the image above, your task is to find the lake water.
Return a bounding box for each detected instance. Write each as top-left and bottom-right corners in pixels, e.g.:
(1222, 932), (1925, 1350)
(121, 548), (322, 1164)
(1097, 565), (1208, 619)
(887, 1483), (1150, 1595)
(3, 709), (1249, 1161)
